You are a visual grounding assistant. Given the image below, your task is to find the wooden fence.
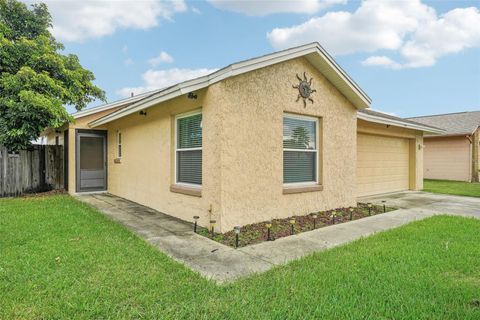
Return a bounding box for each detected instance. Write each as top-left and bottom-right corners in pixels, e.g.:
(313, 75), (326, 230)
(0, 145), (64, 197)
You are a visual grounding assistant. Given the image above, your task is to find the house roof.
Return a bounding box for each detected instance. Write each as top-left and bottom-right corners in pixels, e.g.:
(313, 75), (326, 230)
(358, 109), (445, 134)
(89, 42), (371, 127)
(407, 111), (480, 136)
(71, 90), (161, 119)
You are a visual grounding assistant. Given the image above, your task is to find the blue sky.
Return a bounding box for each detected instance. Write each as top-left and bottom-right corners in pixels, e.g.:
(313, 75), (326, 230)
(37, 0), (480, 117)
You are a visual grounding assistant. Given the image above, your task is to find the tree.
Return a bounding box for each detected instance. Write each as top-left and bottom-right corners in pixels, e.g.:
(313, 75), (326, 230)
(0, 0), (105, 150)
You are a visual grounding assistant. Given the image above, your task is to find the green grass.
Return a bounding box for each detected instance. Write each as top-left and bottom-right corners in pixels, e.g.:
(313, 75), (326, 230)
(1, 195), (480, 319)
(424, 179), (480, 197)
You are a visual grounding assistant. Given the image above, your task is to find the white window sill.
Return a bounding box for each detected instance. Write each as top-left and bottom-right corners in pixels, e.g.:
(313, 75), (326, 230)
(283, 184), (323, 194)
(170, 184), (202, 197)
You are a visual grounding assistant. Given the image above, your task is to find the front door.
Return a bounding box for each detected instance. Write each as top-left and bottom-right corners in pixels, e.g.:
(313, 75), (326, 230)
(76, 130), (107, 192)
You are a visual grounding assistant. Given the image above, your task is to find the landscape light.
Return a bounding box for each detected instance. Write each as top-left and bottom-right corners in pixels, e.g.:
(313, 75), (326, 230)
(289, 218), (296, 235)
(210, 219), (216, 237)
(349, 207), (354, 221)
(266, 220), (273, 241)
(234, 226), (241, 248)
(193, 216), (199, 233)
(311, 214), (318, 229)
(381, 200), (387, 213)
(367, 203), (372, 216)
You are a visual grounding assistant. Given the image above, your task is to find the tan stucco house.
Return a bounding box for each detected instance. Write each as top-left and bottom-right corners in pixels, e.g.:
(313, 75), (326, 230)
(43, 42), (442, 232)
(408, 111), (480, 182)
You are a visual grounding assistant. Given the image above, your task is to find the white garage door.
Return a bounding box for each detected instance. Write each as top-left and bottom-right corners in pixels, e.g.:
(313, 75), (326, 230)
(424, 137), (471, 182)
(357, 133), (410, 197)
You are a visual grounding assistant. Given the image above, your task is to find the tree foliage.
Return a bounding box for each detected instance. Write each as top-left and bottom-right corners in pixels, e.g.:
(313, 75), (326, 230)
(0, 0), (105, 150)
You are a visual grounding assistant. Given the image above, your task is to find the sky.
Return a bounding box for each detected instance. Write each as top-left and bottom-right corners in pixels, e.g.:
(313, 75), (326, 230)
(28, 0), (480, 117)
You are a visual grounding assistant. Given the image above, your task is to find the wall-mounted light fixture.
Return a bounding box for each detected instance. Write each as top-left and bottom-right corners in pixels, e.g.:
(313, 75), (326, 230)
(187, 92), (197, 99)
(139, 110), (147, 116)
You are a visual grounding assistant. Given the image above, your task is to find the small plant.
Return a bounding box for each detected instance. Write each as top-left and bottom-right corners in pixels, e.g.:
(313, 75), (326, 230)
(330, 211), (338, 224)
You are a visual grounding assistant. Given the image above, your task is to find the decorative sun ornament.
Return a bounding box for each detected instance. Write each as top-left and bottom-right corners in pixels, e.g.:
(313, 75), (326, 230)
(293, 72), (316, 107)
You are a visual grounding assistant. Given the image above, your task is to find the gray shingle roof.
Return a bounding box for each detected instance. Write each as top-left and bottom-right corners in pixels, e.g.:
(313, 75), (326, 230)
(408, 111), (480, 136)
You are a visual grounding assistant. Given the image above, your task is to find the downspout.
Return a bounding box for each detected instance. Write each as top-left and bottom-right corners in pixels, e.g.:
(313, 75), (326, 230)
(467, 135), (472, 182)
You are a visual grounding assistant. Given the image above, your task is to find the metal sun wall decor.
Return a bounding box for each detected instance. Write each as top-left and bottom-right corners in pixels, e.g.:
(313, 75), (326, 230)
(293, 72), (316, 107)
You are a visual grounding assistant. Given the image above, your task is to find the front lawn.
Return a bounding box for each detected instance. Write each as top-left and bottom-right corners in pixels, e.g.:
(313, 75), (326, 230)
(424, 179), (480, 197)
(1, 195), (479, 319)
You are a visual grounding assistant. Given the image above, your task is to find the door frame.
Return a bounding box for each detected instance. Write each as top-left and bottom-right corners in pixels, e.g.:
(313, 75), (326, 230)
(75, 129), (108, 193)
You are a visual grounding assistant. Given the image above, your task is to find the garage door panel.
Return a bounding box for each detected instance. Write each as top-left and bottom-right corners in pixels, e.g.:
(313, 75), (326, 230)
(357, 134), (410, 197)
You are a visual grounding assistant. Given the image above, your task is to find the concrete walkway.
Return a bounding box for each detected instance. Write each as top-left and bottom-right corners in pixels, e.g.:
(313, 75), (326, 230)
(76, 191), (480, 283)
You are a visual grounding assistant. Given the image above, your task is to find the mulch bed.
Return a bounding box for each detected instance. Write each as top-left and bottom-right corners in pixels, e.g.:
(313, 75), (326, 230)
(198, 203), (396, 248)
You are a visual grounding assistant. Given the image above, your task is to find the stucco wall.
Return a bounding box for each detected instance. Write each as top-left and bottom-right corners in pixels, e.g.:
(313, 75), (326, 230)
(104, 89), (222, 229)
(102, 57), (358, 232)
(215, 57), (358, 231)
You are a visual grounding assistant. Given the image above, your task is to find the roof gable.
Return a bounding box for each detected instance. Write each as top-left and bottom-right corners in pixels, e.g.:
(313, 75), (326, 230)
(90, 42), (371, 127)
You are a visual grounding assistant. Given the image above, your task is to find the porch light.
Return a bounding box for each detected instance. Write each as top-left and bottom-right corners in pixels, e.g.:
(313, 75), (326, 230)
(234, 226), (241, 248)
(367, 203), (373, 216)
(193, 216), (199, 233)
(311, 214), (318, 229)
(349, 207), (354, 221)
(289, 218), (296, 235)
(210, 219), (216, 237)
(381, 200), (387, 213)
(266, 220), (273, 241)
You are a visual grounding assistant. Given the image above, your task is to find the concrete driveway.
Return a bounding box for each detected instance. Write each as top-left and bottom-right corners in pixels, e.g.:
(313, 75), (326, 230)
(77, 191), (480, 283)
(360, 191), (480, 219)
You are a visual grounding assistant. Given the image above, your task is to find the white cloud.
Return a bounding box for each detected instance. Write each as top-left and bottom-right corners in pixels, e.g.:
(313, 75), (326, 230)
(267, 0), (480, 69)
(148, 51), (174, 66)
(117, 67), (218, 97)
(361, 56), (401, 70)
(207, 0), (346, 16)
(31, 0), (187, 42)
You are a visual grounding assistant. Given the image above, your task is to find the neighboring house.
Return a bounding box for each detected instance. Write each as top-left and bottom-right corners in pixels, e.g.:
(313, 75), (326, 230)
(408, 111), (480, 182)
(43, 42), (442, 232)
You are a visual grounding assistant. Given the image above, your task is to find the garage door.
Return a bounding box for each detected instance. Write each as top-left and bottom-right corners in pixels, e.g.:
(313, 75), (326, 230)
(357, 133), (410, 197)
(424, 137), (470, 181)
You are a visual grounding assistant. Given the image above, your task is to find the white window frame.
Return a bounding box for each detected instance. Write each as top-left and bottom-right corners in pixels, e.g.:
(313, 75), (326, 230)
(116, 130), (122, 158)
(283, 113), (319, 187)
(174, 109), (202, 188)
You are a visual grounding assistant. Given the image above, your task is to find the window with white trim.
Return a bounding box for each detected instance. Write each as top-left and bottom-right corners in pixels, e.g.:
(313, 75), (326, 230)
(116, 131), (122, 158)
(283, 114), (318, 184)
(175, 111), (202, 186)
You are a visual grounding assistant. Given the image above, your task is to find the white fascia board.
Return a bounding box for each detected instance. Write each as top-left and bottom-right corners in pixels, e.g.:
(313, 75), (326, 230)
(358, 112), (445, 134)
(90, 42), (370, 127)
(72, 93), (150, 119)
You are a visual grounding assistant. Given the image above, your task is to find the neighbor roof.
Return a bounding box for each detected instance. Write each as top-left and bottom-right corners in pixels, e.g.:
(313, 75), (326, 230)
(90, 42), (371, 127)
(408, 111), (480, 136)
(358, 109), (445, 134)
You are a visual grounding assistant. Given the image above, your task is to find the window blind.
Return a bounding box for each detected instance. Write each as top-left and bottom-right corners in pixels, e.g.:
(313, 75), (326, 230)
(283, 115), (317, 184)
(176, 113), (202, 185)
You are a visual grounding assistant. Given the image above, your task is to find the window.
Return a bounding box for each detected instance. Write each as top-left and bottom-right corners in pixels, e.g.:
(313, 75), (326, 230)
(283, 114), (318, 185)
(116, 131), (122, 158)
(175, 111), (202, 186)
